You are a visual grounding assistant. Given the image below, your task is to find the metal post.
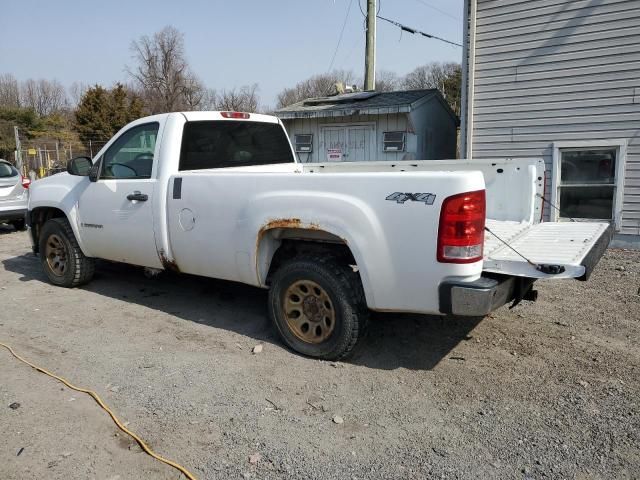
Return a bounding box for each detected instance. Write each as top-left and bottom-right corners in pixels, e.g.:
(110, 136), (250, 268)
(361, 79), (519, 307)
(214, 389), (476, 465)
(364, 0), (376, 91)
(14, 126), (22, 170)
(37, 147), (44, 178)
(89, 139), (93, 158)
(55, 140), (60, 165)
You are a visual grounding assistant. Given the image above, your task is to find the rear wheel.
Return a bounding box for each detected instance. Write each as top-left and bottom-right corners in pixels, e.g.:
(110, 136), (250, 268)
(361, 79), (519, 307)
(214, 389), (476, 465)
(268, 254), (368, 360)
(39, 218), (95, 287)
(10, 219), (26, 231)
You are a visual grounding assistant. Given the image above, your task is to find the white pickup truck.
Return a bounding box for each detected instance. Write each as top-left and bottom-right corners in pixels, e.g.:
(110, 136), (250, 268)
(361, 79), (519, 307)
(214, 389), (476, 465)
(27, 111), (612, 359)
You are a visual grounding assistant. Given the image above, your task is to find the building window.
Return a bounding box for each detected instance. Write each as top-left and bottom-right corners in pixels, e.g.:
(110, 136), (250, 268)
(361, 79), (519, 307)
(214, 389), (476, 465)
(294, 134), (313, 153)
(551, 141), (626, 229)
(383, 132), (406, 152)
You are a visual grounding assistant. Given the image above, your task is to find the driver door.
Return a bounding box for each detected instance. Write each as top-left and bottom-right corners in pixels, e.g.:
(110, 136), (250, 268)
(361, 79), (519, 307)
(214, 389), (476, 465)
(77, 122), (162, 268)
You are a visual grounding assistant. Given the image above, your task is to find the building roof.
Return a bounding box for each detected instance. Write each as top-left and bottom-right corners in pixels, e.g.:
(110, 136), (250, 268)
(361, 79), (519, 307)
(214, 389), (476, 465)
(275, 89), (456, 120)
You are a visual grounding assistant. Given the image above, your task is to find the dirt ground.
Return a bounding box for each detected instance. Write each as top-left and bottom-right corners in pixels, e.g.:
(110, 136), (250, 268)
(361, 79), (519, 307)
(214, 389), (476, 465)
(0, 225), (638, 480)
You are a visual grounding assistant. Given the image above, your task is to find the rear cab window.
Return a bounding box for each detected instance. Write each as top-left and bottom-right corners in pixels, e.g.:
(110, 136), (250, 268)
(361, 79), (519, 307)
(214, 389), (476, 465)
(0, 162), (18, 178)
(179, 121), (294, 171)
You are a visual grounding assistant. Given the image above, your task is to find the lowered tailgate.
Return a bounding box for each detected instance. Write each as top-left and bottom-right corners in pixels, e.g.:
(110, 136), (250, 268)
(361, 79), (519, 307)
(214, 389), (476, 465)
(483, 219), (613, 280)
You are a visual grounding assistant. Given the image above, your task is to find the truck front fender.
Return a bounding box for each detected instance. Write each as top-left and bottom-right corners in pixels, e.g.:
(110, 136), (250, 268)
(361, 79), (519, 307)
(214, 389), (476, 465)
(28, 174), (91, 255)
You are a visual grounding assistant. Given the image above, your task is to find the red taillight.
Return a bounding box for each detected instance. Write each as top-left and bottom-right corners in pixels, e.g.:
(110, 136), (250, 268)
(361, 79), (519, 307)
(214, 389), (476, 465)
(220, 111), (250, 119)
(21, 176), (31, 189)
(437, 190), (485, 263)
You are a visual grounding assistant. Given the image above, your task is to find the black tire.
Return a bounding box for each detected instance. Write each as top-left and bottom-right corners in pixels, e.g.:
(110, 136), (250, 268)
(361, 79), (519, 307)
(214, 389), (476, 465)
(39, 218), (95, 287)
(10, 219), (26, 231)
(268, 254), (369, 360)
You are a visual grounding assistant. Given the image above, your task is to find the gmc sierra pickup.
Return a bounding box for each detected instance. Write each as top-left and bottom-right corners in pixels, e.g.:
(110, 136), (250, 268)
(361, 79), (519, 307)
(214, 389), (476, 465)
(27, 111), (612, 359)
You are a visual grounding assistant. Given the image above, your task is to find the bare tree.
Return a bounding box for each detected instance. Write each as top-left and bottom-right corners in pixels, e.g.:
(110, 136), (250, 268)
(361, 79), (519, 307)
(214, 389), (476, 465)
(128, 26), (210, 113)
(401, 62), (462, 114)
(214, 84), (260, 112)
(20, 78), (67, 116)
(401, 62), (459, 92)
(199, 87), (218, 110)
(69, 81), (89, 108)
(375, 70), (400, 92)
(182, 73), (207, 110)
(276, 70), (357, 109)
(0, 74), (21, 108)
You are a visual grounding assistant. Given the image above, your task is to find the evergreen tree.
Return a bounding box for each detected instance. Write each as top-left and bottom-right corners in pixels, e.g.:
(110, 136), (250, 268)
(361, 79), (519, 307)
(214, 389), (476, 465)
(75, 84), (146, 148)
(74, 85), (112, 145)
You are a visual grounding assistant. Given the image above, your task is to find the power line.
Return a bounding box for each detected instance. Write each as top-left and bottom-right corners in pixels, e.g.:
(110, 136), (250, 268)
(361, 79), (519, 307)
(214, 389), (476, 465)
(327, 0), (354, 72)
(412, 0), (460, 21)
(376, 14), (462, 47)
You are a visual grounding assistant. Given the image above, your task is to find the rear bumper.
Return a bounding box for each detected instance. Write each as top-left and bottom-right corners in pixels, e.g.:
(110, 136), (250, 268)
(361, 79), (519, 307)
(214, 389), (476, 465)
(439, 276), (520, 316)
(439, 224), (613, 316)
(0, 207), (27, 222)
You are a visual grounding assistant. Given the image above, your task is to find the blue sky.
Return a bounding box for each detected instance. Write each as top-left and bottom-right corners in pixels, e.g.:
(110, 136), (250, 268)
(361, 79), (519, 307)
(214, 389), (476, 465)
(1, 0), (463, 108)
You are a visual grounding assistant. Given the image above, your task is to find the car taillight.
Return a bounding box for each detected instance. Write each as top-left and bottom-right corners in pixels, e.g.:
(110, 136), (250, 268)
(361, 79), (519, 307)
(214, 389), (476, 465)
(220, 111), (250, 119)
(437, 190), (485, 263)
(21, 176), (31, 189)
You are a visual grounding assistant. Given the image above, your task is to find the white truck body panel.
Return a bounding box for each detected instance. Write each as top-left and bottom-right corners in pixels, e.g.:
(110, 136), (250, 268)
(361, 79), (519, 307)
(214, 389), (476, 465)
(28, 112), (612, 317)
(166, 169), (484, 312)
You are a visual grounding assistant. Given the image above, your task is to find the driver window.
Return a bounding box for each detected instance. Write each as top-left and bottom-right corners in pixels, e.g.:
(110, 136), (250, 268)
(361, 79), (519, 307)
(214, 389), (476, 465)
(101, 123), (159, 179)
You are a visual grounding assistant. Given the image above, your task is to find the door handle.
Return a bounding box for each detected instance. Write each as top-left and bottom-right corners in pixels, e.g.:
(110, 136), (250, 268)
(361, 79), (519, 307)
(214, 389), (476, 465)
(127, 191), (148, 202)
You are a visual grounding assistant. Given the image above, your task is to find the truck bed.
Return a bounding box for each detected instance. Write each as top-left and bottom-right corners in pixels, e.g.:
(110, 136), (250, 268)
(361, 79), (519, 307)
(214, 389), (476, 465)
(302, 158), (612, 281)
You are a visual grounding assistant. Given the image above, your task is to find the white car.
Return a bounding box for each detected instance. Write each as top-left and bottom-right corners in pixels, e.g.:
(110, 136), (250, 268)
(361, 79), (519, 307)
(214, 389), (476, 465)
(27, 112), (612, 359)
(0, 159), (29, 231)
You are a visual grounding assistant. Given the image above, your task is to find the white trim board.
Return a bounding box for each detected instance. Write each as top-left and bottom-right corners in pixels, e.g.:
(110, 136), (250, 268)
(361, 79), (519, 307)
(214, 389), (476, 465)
(550, 139), (627, 231)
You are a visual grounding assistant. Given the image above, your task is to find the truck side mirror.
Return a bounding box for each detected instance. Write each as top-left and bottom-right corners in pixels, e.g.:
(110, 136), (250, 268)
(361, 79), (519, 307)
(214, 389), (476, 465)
(88, 161), (101, 182)
(67, 156), (92, 176)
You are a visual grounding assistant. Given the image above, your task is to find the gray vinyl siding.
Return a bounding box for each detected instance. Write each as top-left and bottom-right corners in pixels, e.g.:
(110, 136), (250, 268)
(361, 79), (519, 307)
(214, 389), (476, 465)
(468, 0), (640, 237)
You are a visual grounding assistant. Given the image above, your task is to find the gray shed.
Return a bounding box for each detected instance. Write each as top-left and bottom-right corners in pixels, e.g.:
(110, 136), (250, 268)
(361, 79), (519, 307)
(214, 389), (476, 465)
(461, 0), (640, 248)
(275, 89), (458, 163)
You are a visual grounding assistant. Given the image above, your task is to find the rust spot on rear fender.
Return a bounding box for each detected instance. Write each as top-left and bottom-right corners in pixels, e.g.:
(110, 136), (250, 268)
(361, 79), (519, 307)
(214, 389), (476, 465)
(255, 218), (323, 282)
(159, 250), (180, 273)
(261, 218), (303, 231)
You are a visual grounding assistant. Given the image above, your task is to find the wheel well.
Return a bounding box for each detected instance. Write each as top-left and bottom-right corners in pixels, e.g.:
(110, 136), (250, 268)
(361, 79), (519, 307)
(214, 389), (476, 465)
(30, 207), (66, 253)
(265, 238), (356, 286)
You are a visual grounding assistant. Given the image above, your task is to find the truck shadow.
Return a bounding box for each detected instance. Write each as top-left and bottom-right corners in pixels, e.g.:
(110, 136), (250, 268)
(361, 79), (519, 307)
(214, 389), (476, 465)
(0, 224), (23, 236)
(3, 254), (483, 371)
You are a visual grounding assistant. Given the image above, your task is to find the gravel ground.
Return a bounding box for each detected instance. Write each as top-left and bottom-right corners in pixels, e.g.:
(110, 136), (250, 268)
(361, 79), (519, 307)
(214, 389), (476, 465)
(1, 226), (638, 480)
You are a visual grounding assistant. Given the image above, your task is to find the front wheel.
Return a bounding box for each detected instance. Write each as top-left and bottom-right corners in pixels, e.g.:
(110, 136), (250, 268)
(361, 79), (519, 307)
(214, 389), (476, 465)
(39, 218), (95, 287)
(268, 254), (368, 360)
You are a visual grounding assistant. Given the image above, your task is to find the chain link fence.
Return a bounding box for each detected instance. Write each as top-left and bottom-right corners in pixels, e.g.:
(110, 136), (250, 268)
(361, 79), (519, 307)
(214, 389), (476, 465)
(15, 137), (109, 179)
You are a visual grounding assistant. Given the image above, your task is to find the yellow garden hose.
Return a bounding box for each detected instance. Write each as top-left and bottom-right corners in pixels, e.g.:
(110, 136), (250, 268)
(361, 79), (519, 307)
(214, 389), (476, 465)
(0, 341), (197, 480)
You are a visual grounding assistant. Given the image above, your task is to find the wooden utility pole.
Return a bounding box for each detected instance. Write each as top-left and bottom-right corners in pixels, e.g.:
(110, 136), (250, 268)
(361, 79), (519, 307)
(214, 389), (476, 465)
(364, 0), (376, 91)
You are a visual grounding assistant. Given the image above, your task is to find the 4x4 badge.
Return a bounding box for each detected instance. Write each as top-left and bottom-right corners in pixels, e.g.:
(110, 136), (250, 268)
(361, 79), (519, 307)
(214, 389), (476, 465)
(386, 192), (436, 205)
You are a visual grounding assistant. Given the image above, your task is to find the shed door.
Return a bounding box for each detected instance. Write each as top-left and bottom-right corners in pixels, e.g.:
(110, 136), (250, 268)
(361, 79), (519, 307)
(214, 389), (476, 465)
(347, 126), (375, 161)
(321, 128), (346, 161)
(321, 125), (376, 162)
